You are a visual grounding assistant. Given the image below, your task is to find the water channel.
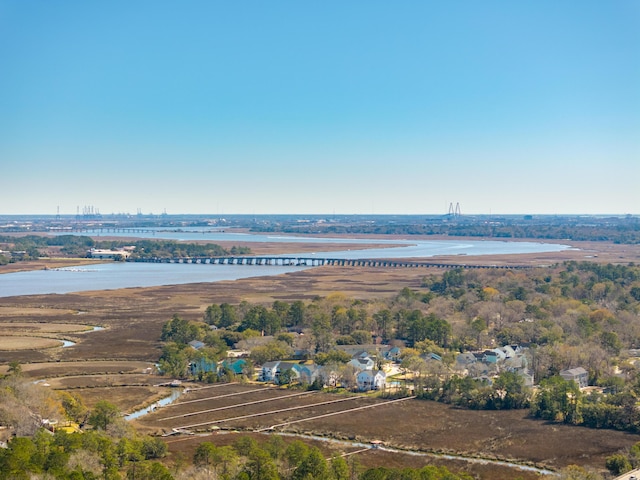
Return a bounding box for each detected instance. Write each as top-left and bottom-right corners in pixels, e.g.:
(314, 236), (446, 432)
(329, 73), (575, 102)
(124, 389), (183, 421)
(275, 432), (558, 476)
(0, 231), (572, 298)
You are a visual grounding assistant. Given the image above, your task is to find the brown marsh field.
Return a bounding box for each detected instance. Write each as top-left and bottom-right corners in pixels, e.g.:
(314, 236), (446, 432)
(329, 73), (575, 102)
(2, 237), (640, 478)
(133, 382), (639, 479)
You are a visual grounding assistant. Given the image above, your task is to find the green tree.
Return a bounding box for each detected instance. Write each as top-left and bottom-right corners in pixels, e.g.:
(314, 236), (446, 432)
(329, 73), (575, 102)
(250, 340), (293, 365)
(215, 445), (238, 479)
(284, 440), (310, 470)
(312, 312), (333, 353)
(158, 342), (189, 378)
(314, 349), (351, 366)
(141, 436), (168, 460)
(204, 304), (222, 325)
(219, 303), (238, 328)
(117, 437), (143, 468)
(600, 330), (622, 354)
(278, 368), (296, 385)
(288, 300), (306, 327)
(492, 371), (531, 409)
(160, 314), (201, 344)
(194, 442), (217, 474)
(531, 376), (582, 424)
(2, 436), (37, 478)
(240, 305), (269, 332)
(351, 330), (372, 345)
(59, 391), (88, 423)
(606, 454), (632, 476)
(264, 435), (286, 461)
(276, 332), (295, 346)
(244, 448), (279, 480)
(292, 446), (331, 480)
(272, 300), (290, 325)
(128, 460), (174, 480)
(373, 309), (392, 341)
(331, 456), (350, 480)
(233, 436), (258, 456)
(88, 401), (121, 431)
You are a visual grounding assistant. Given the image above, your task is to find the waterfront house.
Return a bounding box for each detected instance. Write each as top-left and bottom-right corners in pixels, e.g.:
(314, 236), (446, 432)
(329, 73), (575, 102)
(260, 361), (280, 382)
(220, 358), (247, 375)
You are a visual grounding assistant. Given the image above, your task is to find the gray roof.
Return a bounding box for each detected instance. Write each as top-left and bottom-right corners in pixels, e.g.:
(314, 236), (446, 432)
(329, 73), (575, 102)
(560, 367), (588, 376)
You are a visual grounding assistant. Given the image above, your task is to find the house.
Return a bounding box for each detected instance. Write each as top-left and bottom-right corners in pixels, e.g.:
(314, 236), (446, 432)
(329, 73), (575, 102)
(385, 347), (402, 362)
(357, 370), (386, 391)
(519, 369), (535, 387)
(296, 364), (320, 384)
(456, 345), (531, 384)
(482, 350), (500, 364)
(188, 340), (205, 350)
(353, 350), (371, 360)
(258, 361), (303, 384)
(293, 348), (312, 360)
(318, 366), (340, 387)
(348, 356), (375, 371)
(276, 362), (301, 384)
(500, 345), (517, 358)
(190, 357), (218, 375)
(87, 248), (132, 259)
(560, 367), (589, 389)
(227, 349), (250, 358)
(190, 357), (248, 378)
(220, 358), (247, 375)
(417, 352), (443, 364)
(336, 345), (378, 356)
(455, 352), (477, 369)
(260, 361), (281, 382)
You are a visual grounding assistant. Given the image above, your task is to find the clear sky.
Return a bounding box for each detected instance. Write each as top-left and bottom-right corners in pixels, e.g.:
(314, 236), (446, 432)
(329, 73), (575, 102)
(1, 1), (638, 215)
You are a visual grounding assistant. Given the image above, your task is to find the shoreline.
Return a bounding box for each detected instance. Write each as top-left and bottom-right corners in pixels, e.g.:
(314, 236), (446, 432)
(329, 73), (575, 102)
(2, 236), (639, 276)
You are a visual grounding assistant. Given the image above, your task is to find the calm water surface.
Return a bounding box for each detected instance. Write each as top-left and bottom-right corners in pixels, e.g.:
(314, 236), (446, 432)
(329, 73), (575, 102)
(0, 263), (309, 298)
(1, 233), (572, 297)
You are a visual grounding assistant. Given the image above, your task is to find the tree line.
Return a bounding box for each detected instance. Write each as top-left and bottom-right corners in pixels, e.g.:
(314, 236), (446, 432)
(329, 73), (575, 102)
(0, 235), (250, 262)
(158, 260), (640, 435)
(253, 217), (640, 244)
(167, 261), (640, 384)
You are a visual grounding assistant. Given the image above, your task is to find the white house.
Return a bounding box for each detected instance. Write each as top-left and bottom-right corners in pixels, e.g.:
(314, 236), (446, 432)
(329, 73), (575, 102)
(356, 370), (386, 391)
(260, 361), (280, 382)
(259, 361), (304, 384)
(88, 248), (132, 259)
(349, 356), (375, 371)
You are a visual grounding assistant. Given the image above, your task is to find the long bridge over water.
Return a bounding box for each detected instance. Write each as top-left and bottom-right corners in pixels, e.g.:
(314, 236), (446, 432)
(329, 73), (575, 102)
(128, 256), (535, 270)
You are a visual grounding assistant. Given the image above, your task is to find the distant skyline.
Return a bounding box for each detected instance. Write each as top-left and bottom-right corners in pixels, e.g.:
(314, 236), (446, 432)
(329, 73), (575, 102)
(1, 1), (638, 215)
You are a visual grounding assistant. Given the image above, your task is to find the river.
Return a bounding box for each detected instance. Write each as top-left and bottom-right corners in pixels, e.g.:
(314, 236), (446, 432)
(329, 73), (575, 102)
(0, 232), (571, 298)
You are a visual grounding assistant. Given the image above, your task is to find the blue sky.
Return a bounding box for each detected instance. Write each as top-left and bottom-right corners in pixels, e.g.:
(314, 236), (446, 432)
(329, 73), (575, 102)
(1, 1), (638, 215)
